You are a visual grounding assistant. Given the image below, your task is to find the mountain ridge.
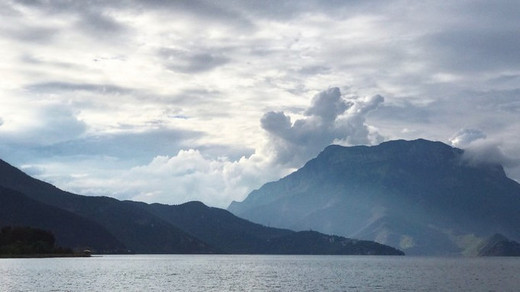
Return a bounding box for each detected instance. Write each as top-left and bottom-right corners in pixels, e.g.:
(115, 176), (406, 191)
(0, 157), (403, 255)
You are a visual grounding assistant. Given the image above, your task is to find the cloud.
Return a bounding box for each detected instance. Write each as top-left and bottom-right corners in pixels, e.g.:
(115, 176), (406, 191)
(424, 30), (520, 73)
(0, 103), (87, 146)
(76, 10), (127, 38)
(2, 0), (520, 207)
(25, 82), (133, 95)
(462, 140), (520, 168)
(133, 0), (254, 29)
(370, 101), (432, 124)
(46, 149), (286, 208)
(3, 25), (59, 44)
(19, 165), (45, 176)
(261, 87), (384, 166)
(449, 128), (487, 148)
(304, 87), (350, 121)
(450, 129), (520, 169)
(34, 128), (202, 164)
(158, 48), (230, 73)
(30, 87), (386, 207)
(121, 150), (258, 206)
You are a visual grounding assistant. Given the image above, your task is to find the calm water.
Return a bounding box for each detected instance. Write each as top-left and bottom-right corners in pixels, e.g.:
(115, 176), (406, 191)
(1, 255), (519, 291)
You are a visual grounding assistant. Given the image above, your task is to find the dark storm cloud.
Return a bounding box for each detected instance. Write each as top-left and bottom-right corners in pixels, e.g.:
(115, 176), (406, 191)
(261, 88), (384, 166)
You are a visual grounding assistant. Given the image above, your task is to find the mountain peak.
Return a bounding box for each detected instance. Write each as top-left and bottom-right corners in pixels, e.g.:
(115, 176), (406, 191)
(319, 139), (462, 161)
(229, 139), (520, 255)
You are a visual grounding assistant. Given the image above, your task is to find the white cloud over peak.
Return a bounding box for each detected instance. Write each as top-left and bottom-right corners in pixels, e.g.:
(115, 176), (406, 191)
(449, 129), (520, 179)
(450, 129), (487, 148)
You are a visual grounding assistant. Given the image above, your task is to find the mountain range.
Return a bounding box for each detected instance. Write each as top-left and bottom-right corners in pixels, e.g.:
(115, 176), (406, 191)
(229, 139), (520, 255)
(0, 158), (402, 255)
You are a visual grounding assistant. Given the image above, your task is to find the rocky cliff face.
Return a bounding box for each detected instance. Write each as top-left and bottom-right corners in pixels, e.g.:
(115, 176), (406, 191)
(229, 139), (520, 255)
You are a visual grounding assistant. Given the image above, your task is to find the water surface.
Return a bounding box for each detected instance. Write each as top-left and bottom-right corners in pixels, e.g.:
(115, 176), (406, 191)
(1, 255), (519, 291)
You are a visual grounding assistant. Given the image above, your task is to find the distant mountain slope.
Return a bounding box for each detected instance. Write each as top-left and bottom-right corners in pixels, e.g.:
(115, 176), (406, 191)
(147, 201), (292, 253)
(0, 186), (124, 252)
(145, 201), (403, 255)
(473, 234), (520, 257)
(0, 158), (403, 255)
(0, 159), (215, 254)
(229, 139), (520, 255)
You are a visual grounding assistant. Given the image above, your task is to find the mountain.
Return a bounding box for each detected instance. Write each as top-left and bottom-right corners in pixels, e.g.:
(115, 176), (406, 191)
(0, 186), (124, 252)
(0, 158), (402, 255)
(0, 159), (216, 254)
(144, 201), (402, 255)
(473, 234), (520, 257)
(228, 139), (520, 255)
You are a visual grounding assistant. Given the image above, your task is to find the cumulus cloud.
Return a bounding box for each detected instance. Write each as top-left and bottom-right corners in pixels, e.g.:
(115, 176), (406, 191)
(304, 87), (351, 121)
(261, 87), (384, 166)
(51, 149), (286, 208)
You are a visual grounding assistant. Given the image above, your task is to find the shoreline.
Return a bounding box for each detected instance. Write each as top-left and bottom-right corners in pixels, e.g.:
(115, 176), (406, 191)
(0, 253), (91, 259)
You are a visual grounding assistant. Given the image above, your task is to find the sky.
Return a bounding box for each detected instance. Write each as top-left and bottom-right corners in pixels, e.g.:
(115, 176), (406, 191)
(1, 0), (519, 208)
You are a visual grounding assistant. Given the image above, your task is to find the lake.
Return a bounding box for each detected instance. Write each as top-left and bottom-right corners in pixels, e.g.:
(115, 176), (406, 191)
(1, 255), (519, 291)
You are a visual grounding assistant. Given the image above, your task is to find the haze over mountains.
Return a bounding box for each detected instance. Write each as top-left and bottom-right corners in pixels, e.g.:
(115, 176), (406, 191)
(229, 139), (520, 255)
(0, 158), (402, 255)
(2, 138), (519, 256)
